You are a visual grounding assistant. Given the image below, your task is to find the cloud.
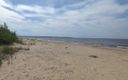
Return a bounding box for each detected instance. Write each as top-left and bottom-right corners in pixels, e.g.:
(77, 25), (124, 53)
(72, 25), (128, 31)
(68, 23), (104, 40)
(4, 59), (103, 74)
(0, 0), (128, 38)
(0, 0), (11, 7)
(33, 0), (128, 38)
(0, 0), (25, 23)
(15, 5), (55, 14)
(10, 0), (85, 8)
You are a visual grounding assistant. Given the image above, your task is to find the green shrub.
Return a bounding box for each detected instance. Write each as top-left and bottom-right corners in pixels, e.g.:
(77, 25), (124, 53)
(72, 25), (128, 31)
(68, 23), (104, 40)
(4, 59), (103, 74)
(0, 23), (21, 66)
(0, 23), (18, 45)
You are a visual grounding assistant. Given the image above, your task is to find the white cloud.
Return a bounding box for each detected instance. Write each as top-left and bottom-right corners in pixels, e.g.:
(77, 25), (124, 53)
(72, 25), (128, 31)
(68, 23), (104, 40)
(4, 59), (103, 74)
(31, 0), (128, 38)
(15, 5), (55, 14)
(0, 0), (11, 7)
(0, 0), (128, 38)
(0, 0), (25, 23)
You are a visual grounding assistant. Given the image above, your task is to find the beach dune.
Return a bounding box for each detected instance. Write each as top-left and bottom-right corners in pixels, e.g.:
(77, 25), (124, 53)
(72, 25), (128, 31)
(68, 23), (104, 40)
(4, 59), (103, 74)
(0, 39), (128, 80)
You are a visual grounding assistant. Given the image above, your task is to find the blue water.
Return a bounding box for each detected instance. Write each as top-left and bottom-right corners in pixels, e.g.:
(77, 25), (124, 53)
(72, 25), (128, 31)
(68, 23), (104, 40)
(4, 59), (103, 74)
(21, 36), (128, 48)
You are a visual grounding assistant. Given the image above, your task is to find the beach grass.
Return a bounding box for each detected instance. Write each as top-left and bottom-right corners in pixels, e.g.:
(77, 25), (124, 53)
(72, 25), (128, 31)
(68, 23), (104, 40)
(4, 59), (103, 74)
(0, 23), (21, 66)
(0, 46), (19, 66)
(2, 47), (16, 55)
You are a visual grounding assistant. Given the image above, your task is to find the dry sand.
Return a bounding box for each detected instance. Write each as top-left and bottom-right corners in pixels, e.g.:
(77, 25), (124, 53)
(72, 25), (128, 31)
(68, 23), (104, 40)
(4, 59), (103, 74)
(0, 39), (128, 80)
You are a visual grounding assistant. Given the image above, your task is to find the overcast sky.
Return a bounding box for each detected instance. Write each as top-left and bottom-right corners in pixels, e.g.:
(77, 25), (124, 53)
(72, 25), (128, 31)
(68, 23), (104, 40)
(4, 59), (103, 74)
(0, 0), (128, 39)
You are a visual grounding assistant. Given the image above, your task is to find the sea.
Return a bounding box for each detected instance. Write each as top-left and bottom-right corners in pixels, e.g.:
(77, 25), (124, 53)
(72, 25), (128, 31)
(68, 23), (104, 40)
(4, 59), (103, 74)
(20, 36), (128, 48)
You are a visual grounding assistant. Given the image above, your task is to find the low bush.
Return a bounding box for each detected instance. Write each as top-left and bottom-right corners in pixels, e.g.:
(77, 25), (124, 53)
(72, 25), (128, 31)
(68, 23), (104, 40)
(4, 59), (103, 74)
(0, 23), (19, 45)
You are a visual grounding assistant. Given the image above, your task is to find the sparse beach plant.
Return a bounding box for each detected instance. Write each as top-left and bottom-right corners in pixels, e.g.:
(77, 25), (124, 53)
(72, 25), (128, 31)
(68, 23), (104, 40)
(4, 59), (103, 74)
(2, 47), (16, 55)
(0, 58), (2, 66)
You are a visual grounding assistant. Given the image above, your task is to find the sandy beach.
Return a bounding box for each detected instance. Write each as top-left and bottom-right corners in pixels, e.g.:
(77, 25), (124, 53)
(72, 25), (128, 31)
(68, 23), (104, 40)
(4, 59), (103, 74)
(0, 39), (128, 80)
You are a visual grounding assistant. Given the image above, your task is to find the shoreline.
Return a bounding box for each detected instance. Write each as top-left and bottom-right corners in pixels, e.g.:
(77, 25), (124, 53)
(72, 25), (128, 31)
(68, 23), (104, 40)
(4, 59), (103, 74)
(19, 37), (128, 48)
(23, 38), (128, 49)
(0, 38), (128, 80)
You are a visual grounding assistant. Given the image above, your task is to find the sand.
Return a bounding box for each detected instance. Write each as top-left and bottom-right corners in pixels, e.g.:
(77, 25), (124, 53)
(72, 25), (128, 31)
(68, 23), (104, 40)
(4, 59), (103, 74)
(0, 39), (128, 80)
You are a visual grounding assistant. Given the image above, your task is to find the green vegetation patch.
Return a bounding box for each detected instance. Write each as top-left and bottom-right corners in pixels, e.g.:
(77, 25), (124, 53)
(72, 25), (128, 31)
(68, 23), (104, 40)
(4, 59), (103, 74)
(2, 47), (16, 55)
(0, 46), (19, 66)
(0, 22), (22, 66)
(0, 23), (19, 45)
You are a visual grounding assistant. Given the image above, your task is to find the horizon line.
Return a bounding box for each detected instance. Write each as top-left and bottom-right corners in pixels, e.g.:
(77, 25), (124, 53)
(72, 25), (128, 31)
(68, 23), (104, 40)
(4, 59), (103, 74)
(18, 35), (128, 40)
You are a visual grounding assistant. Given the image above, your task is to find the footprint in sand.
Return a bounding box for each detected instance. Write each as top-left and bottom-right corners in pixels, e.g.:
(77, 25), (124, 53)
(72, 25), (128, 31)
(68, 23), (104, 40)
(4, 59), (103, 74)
(65, 47), (68, 49)
(25, 74), (29, 77)
(66, 52), (70, 54)
(89, 55), (98, 58)
(32, 76), (41, 80)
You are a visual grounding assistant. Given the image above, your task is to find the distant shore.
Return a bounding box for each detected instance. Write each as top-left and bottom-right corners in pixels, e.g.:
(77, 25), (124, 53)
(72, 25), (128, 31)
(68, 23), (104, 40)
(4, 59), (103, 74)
(20, 37), (128, 49)
(0, 38), (128, 80)
(19, 36), (128, 48)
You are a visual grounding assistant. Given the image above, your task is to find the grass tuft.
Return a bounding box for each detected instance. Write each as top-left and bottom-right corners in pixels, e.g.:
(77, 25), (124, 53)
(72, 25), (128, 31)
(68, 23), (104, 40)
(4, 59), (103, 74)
(0, 59), (2, 67)
(0, 46), (20, 66)
(2, 47), (16, 55)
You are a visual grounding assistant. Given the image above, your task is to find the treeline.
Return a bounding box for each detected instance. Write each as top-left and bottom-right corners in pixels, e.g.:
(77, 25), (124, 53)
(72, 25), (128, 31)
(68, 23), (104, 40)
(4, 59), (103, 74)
(0, 23), (18, 45)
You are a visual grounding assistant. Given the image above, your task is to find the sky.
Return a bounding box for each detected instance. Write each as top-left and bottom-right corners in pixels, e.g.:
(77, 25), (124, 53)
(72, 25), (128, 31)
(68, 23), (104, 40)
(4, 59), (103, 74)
(0, 0), (128, 39)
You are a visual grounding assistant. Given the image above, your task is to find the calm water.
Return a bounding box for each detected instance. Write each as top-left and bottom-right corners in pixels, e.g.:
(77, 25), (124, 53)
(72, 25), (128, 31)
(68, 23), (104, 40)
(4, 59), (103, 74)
(21, 36), (128, 48)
